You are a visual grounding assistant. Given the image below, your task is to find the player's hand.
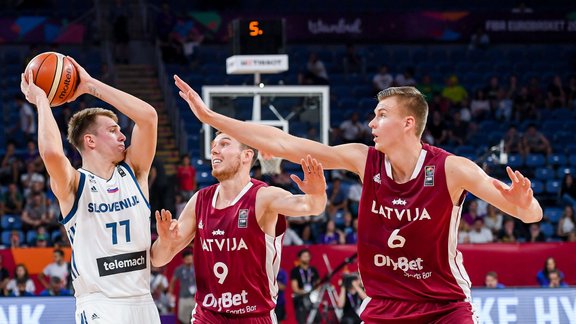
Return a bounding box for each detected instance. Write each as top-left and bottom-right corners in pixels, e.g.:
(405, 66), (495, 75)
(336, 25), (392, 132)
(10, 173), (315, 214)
(155, 209), (180, 241)
(174, 74), (212, 123)
(20, 70), (50, 107)
(291, 155), (326, 196)
(65, 56), (93, 102)
(492, 166), (533, 209)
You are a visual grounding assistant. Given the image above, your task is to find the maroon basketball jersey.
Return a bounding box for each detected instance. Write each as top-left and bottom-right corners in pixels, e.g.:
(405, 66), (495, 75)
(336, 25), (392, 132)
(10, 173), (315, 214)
(193, 179), (286, 317)
(358, 144), (471, 303)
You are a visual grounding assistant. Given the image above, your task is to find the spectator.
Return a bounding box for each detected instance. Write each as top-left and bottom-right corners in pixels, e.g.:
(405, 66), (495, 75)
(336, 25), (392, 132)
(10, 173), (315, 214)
(0, 255), (10, 294)
(347, 178), (362, 217)
(15, 94), (36, 142)
(537, 257), (565, 287)
(462, 200), (482, 227)
(3, 183), (23, 215)
(299, 53), (329, 85)
(0, 142), (23, 185)
(319, 219), (345, 245)
(339, 112), (367, 144)
(484, 271), (505, 288)
(177, 155), (197, 200)
(427, 111), (449, 145)
(169, 249), (196, 324)
(546, 75), (567, 109)
(495, 89), (513, 122)
(497, 218), (522, 242)
(447, 111), (469, 146)
(151, 266), (172, 315)
(9, 230), (23, 248)
(5, 264), (35, 296)
(484, 205), (504, 235)
(283, 222), (304, 246)
(441, 75), (468, 107)
(394, 67), (416, 87)
(557, 205), (575, 241)
(502, 125), (525, 155)
(345, 218), (358, 244)
(484, 76), (502, 109)
(547, 270), (568, 288)
(9, 279), (35, 297)
(38, 249), (70, 290)
(337, 273), (367, 324)
(110, 0), (130, 63)
(276, 268), (288, 322)
(326, 178), (349, 225)
(522, 124), (552, 156)
(39, 276), (72, 296)
(528, 223), (546, 242)
(290, 249), (320, 324)
(560, 173), (576, 208)
(21, 191), (49, 231)
(458, 220), (471, 244)
(182, 28), (204, 68)
(149, 158), (170, 222)
(20, 161), (45, 197)
(514, 86), (540, 121)
(372, 65), (394, 93)
(470, 89), (491, 120)
(469, 28), (490, 50)
(174, 193), (187, 219)
(417, 74), (441, 102)
(468, 217), (494, 243)
(342, 43), (365, 75)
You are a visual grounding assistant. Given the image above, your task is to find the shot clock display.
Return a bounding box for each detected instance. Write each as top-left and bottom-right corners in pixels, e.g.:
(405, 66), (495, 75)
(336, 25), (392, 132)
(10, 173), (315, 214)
(232, 19), (286, 55)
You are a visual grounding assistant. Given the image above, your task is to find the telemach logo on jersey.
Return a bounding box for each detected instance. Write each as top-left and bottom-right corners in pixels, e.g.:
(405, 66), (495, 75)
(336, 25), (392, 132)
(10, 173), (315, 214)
(96, 250), (146, 276)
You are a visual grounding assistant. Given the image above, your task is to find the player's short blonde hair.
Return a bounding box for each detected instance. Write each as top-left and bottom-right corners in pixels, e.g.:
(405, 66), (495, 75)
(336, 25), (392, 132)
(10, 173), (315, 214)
(377, 86), (428, 138)
(214, 131), (259, 167)
(67, 108), (118, 152)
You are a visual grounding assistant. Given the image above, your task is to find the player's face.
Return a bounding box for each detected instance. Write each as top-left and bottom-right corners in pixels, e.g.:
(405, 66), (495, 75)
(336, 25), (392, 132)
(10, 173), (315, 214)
(368, 97), (408, 151)
(90, 116), (126, 163)
(210, 134), (243, 181)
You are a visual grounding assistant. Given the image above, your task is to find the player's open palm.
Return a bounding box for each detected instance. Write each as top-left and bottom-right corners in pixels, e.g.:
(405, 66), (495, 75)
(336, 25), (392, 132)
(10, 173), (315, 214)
(174, 75), (211, 123)
(291, 155), (326, 196)
(155, 209), (179, 241)
(20, 70), (49, 107)
(492, 166), (533, 209)
(65, 56), (93, 102)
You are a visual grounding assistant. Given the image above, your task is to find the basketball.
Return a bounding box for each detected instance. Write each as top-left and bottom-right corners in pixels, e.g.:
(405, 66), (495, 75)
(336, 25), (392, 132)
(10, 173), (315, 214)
(24, 52), (79, 107)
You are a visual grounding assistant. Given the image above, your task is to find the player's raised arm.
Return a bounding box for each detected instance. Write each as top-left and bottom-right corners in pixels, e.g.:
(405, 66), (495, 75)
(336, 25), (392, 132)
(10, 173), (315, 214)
(151, 194), (199, 267)
(20, 71), (77, 209)
(174, 75), (367, 176)
(67, 57), (158, 181)
(447, 155), (542, 223)
(259, 155), (327, 218)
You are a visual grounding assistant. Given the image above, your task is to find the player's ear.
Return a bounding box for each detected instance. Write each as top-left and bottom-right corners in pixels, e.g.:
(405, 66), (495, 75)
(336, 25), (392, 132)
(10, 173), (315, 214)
(84, 134), (96, 149)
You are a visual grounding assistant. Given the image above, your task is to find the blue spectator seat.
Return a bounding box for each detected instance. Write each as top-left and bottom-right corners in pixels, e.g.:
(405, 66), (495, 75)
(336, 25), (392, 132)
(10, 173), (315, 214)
(535, 168), (555, 181)
(545, 180), (561, 194)
(1, 215), (22, 230)
(544, 207), (563, 224)
(548, 154), (567, 167)
(556, 168), (574, 179)
(525, 154), (546, 168)
(196, 171), (216, 189)
(506, 154), (524, 168)
(539, 222), (555, 239)
(569, 154), (576, 167)
(51, 230), (62, 243)
(531, 180), (544, 195)
(26, 230), (37, 244)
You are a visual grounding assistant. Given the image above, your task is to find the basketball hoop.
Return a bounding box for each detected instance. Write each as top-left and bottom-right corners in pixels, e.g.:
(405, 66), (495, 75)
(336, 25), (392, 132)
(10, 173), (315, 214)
(258, 153), (282, 175)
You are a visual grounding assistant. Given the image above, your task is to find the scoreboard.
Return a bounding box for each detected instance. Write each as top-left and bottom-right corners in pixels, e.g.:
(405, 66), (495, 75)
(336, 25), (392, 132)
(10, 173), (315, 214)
(232, 19), (286, 55)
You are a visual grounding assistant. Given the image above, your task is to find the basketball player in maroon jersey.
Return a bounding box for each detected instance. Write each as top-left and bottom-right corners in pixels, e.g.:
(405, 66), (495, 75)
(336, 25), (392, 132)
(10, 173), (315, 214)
(174, 77), (543, 323)
(151, 133), (327, 323)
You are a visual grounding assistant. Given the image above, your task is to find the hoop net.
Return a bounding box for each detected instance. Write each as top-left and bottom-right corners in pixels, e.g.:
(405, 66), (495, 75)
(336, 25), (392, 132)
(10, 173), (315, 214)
(258, 153), (282, 175)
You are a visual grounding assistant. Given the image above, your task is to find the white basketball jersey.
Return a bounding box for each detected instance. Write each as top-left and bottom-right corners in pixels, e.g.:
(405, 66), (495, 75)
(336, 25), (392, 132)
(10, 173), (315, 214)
(60, 162), (151, 298)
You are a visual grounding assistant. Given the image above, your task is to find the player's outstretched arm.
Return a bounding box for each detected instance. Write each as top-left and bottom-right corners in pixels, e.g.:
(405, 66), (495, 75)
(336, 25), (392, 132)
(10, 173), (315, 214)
(259, 155), (327, 218)
(20, 71), (76, 208)
(151, 194), (198, 267)
(447, 156), (542, 223)
(66, 57), (158, 179)
(174, 75), (367, 175)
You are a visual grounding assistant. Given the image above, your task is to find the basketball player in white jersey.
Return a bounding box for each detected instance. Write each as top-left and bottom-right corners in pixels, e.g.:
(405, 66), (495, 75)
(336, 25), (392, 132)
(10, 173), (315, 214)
(174, 77), (543, 323)
(20, 58), (160, 323)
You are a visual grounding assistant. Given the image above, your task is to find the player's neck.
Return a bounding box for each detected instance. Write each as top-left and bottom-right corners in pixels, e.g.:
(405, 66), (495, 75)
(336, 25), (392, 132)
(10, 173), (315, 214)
(217, 173), (251, 204)
(386, 140), (423, 184)
(81, 156), (117, 180)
